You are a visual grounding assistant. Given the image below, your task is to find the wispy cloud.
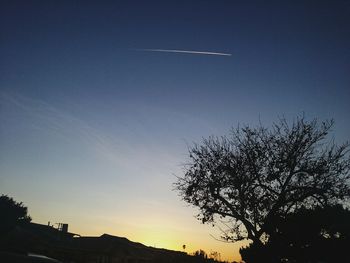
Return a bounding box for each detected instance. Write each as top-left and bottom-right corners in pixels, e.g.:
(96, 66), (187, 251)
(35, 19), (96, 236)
(0, 92), (182, 176)
(133, 48), (232, 57)
(0, 92), (114, 157)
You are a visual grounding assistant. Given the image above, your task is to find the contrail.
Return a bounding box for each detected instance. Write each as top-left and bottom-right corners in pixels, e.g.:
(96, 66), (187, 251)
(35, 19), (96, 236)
(134, 48), (232, 57)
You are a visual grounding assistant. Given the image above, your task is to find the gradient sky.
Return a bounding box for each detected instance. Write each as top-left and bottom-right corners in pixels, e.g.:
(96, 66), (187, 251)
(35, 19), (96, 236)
(1, 1), (350, 261)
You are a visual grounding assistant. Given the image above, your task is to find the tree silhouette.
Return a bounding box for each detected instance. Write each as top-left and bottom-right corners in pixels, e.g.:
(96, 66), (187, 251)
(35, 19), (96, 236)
(194, 249), (207, 259)
(0, 194), (31, 235)
(175, 117), (350, 258)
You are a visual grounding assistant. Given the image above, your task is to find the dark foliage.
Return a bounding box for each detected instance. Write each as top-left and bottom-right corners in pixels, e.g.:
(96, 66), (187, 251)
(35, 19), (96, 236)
(0, 194), (31, 235)
(240, 205), (350, 263)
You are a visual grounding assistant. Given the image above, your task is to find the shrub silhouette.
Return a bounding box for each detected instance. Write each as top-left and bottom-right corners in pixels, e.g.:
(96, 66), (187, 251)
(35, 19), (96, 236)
(0, 194), (31, 235)
(240, 205), (350, 262)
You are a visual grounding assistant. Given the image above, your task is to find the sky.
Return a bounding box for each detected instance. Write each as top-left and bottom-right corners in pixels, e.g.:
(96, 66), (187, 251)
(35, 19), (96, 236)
(1, 1), (350, 261)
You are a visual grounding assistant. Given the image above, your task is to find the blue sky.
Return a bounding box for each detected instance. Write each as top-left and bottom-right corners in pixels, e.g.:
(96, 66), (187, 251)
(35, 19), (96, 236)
(1, 1), (350, 261)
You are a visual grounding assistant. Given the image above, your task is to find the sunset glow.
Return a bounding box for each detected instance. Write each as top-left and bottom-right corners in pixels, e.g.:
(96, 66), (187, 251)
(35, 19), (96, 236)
(1, 1), (349, 262)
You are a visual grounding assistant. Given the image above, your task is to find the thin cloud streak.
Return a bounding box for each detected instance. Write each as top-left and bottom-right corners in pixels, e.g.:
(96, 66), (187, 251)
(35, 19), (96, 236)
(134, 48), (232, 57)
(0, 92), (183, 175)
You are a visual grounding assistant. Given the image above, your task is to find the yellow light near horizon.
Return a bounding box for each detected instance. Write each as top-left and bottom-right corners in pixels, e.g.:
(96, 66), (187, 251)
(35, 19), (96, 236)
(128, 227), (246, 262)
(32, 206), (245, 262)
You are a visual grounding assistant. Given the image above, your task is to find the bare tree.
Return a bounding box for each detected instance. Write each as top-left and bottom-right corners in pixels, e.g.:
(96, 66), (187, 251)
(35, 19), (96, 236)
(175, 117), (350, 248)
